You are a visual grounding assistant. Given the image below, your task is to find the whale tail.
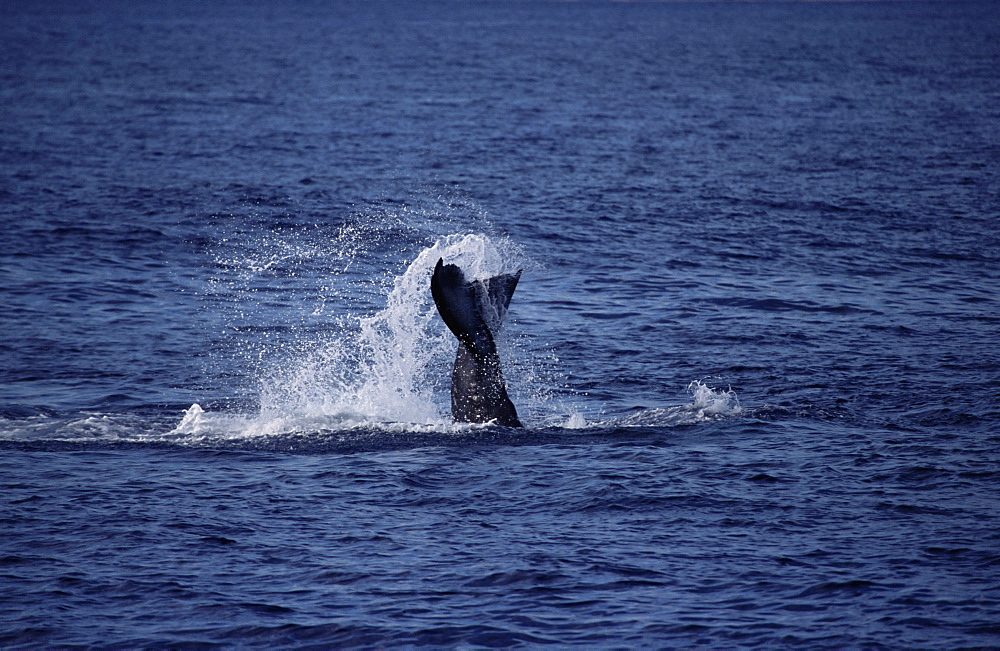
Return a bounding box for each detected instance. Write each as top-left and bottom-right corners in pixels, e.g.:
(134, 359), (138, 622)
(431, 258), (522, 427)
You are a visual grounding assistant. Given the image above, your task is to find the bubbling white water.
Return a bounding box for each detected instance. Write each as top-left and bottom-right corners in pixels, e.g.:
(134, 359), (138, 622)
(590, 381), (743, 430)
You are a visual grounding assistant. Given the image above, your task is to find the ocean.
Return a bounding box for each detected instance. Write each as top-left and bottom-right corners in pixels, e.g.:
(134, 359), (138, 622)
(2, 0), (999, 646)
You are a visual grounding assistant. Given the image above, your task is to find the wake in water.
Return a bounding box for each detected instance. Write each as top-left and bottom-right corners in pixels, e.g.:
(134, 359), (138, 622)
(604, 381), (743, 428)
(0, 375), (745, 444)
(169, 379), (743, 442)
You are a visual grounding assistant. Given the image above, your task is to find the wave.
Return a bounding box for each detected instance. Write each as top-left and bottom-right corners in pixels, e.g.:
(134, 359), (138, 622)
(169, 380), (741, 440)
(0, 379), (745, 449)
(578, 381), (743, 430)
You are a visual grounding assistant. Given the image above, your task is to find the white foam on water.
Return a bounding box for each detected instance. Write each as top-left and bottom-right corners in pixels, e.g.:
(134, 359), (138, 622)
(577, 380), (744, 430)
(0, 412), (170, 442)
(687, 380), (743, 419)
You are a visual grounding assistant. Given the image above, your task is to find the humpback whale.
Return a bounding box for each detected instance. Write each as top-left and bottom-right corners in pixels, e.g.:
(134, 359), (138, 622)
(431, 258), (523, 427)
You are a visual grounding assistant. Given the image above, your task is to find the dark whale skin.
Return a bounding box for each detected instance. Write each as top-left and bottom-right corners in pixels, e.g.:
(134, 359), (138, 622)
(431, 259), (522, 428)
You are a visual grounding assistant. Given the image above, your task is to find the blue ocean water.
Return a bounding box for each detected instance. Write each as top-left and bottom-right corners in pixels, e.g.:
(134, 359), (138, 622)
(2, 0), (999, 646)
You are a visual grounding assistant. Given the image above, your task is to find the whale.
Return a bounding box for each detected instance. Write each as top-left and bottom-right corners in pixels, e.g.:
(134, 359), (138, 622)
(431, 258), (523, 427)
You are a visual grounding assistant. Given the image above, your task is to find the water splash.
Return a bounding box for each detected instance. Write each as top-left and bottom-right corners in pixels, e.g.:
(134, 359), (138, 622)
(170, 403), (205, 435)
(258, 233), (517, 429)
(595, 381), (744, 429)
(175, 239), (745, 439)
(687, 380), (743, 419)
(183, 229), (531, 439)
(163, 197), (744, 441)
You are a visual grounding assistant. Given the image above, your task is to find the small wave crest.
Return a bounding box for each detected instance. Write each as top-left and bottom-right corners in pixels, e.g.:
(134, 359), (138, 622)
(582, 381), (744, 429)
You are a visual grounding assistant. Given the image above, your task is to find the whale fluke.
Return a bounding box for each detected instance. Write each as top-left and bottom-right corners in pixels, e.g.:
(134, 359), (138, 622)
(431, 258), (522, 427)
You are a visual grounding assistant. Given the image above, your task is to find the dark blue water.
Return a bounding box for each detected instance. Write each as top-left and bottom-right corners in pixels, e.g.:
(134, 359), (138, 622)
(3, 0), (1000, 646)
